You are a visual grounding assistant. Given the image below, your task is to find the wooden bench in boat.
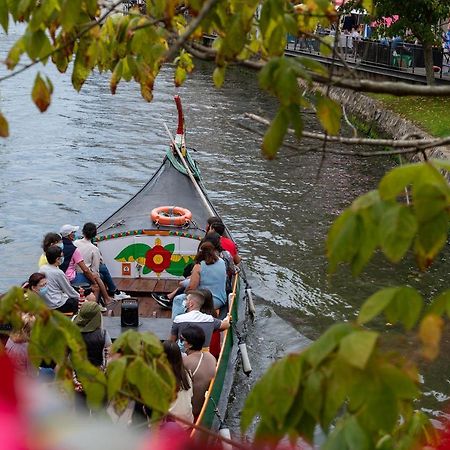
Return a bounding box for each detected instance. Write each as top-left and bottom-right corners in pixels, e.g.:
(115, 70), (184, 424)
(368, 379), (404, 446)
(102, 316), (172, 341)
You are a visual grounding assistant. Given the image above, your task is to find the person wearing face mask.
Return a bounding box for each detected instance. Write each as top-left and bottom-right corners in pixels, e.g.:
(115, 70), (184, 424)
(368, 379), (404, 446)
(38, 232), (63, 268)
(39, 245), (93, 314)
(26, 272), (49, 298)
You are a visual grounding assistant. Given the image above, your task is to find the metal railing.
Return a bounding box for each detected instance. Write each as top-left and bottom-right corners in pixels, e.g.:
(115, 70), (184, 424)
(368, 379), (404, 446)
(286, 35), (450, 79)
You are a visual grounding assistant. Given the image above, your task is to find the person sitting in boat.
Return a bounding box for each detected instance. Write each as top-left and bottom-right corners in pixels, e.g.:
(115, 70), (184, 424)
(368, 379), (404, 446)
(39, 245), (95, 314)
(59, 224), (111, 310)
(201, 231), (235, 293)
(152, 233), (233, 309)
(208, 219), (241, 265)
(170, 290), (230, 348)
(198, 288), (221, 359)
(181, 325), (216, 419)
(23, 272), (48, 298)
(171, 241), (228, 318)
(74, 302), (112, 368)
(163, 341), (193, 430)
(5, 313), (36, 377)
(74, 222), (130, 301)
(38, 232), (63, 268)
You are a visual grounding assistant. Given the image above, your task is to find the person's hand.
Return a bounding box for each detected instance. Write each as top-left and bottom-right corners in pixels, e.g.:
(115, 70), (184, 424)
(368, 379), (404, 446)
(85, 293), (96, 302)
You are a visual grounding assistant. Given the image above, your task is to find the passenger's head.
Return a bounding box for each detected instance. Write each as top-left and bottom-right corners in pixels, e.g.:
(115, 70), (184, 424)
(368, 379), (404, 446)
(42, 232), (62, 251)
(10, 313), (34, 344)
(185, 290), (206, 311)
(210, 221), (225, 236)
(201, 231), (223, 252)
(59, 224), (79, 241)
(46, 245), (63, 265)
(206, 216), (221, 233)
(28, 273), (47, 294)
(196, 241), (218, 265)
(181, 325), (206, 352)
(163, 341), (191, 391)
(82, 222), (97, 240)
(197, 288), (217, 318)
(74, 302), (102, 333)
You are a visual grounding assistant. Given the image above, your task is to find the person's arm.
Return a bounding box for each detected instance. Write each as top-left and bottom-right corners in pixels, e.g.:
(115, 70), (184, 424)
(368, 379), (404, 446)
(78, 260), (97, 284)
(219, 314), (230, 331)
(233, 253), (242, 265)
(57, 271), (79, 299)
(186, 264), (201, 290)
(91, 248), (101, 275)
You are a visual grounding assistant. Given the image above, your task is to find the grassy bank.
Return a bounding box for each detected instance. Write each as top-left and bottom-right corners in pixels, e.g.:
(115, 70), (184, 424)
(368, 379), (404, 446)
(369, 95), (450, 138)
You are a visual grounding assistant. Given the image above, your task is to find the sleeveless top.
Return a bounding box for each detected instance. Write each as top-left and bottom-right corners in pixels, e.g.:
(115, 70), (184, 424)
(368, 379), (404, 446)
(198, 258), (227, 307)
(82, 329), (106, 367)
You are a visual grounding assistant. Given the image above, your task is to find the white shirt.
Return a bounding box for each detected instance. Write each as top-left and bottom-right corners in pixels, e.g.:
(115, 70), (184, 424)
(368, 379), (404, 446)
(74, 238), (101, 274)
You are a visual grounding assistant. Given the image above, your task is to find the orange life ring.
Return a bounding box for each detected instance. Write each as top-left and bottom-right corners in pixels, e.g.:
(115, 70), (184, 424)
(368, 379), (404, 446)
(150, 206), (192, 226)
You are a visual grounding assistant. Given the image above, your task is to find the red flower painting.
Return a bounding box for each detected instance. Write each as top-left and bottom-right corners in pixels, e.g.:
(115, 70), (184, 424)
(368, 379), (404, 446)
(145, 245), (172, 274)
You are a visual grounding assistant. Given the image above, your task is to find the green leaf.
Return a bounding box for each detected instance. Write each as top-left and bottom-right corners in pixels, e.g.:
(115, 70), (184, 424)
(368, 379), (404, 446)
(61, 0), (81, 32)
(241, 353), (303, 433)
(31, 72), (52, 112)
(106, 358), (127, 400)
(127, 357), (173, 413)
(338, 330), (378, 370)
(316, 95), (341, 135)
(379, 204), (417, 262)
(0, 112), (9, 137)
(6, 37), (25, 69)
(304, 323), (353, 368)
(115, 243), (150, 262)
(415, 211), (449, 270)
(358, 287), (398, 325)
(24, 29), (52, 61)
(262, 107), (289, 159)
(378, 163), (421, 200)
(343, 417), (370, 450)
(379, 364), (419, 400)
(303, 371), (324, 420)
(327, 209), (359, 273)
(213, 66), (226, 88)
(72, 45), (91, 91)
(428, 290), (450, 317)
(359, 286), (423, 330)
(0, 0), (8, 33)
(320, 35), (334, 57)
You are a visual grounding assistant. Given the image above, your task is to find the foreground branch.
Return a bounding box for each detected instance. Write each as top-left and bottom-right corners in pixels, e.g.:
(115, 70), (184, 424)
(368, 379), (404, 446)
(244, 113), (450, 156)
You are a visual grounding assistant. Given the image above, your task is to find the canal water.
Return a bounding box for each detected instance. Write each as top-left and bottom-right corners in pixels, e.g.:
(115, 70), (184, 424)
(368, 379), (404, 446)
(0, 26), (449, 433)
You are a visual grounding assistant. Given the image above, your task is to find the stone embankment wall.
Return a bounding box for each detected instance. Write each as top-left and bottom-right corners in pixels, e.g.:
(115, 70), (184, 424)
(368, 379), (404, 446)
(328, 88), (450, 162)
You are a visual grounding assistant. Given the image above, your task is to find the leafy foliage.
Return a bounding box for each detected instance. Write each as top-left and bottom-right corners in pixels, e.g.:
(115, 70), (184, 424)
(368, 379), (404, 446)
(0, 287), (175, 416)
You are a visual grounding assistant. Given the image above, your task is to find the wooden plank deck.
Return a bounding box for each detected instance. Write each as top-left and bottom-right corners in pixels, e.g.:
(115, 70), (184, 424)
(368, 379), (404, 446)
(105, 277), (180, 322)
(113, 277), (179, 294)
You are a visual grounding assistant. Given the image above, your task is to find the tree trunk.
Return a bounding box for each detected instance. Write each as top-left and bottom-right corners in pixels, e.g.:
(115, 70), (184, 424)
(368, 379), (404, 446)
(423, 41), (436, 85)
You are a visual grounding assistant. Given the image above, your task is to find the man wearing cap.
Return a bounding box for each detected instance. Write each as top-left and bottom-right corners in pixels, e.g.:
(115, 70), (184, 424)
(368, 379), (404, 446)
(59, 224), (112, 310)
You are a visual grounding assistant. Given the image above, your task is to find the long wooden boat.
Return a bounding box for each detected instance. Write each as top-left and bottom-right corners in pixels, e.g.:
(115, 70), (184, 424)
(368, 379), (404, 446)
(95, 96), (245, 433)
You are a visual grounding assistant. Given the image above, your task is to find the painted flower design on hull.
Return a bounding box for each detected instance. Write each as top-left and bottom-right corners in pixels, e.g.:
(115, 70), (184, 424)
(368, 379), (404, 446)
(114, 237), (195, 276)
(145, 244), (172, 273)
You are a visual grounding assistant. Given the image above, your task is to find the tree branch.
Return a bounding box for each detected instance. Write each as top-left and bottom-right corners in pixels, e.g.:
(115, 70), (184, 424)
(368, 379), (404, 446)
(188, 42), (450, 97)
(244, 113), (450, 154)
(164, 0), (219, 62)
(0, 0), (125, 84)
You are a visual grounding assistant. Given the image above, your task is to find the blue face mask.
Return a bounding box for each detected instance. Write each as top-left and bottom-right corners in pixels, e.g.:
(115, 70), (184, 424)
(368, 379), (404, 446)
(39, 286), (48, 296)
(58, 256), (64, 265)
(57, 242), (64, 249)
